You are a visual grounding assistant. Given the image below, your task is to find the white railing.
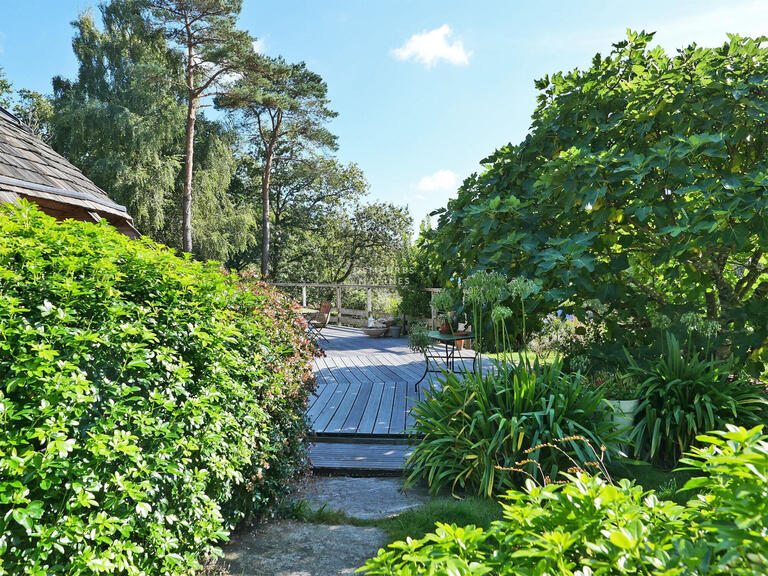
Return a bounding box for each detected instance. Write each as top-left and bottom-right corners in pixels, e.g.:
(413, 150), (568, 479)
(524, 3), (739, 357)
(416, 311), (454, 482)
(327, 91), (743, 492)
(273, 282), (440, 328)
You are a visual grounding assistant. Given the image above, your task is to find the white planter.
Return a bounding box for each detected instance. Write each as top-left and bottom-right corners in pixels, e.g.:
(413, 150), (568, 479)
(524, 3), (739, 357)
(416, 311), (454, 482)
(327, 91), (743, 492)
(387, 325), (402, 338)
(608, 398), (639, 435)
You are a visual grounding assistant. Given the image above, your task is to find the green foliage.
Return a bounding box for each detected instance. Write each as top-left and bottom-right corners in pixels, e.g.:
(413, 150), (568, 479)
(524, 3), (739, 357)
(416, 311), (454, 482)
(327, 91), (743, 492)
(223, 52), (411, 284)
(294, 496), (502, 545)
(431, 290), (456, 325)
(378, 498), (502, 545)
(628, 333), (767, 465)
(51, 0), (259, 259)
(680, 425), (768, 572)
(0, 67), (11, 109)
(407, 323), (432, 353)
(404, 359), (619, 497)
(365, 475), (690, 575)
(11, 89), (54, 142)
(431, 290), (454, 314)
(221, 53), (339, 275)
(300, 201), (410, 284)
(188, 119), (257, 262)
(0, 203), (314, 575)
(238, 154), (366, 277)
(588, 370), (637, 400)
(0, 67), (54, 142)
(429, 31), (768, 369)
(39, 0), (402, 283)
(148, 0), (255, 253)
(396, 220), (442, 320)
(364, 426), (768, 575)
(530, 312), (607, 372)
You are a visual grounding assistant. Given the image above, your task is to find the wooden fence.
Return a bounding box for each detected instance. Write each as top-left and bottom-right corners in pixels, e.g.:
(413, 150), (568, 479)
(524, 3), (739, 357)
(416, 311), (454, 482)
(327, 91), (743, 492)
(273, 282), (440, 328)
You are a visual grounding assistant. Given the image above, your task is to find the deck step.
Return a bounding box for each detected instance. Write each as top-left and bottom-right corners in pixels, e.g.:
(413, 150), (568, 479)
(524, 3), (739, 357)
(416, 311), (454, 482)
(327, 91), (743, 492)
(310, 440), (414, 474)
(313, 433), (414, 444)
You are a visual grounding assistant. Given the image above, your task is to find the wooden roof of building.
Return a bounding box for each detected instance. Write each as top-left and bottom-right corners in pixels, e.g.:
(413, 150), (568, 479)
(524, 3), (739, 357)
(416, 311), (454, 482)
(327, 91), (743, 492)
(0, 106), (138, 237)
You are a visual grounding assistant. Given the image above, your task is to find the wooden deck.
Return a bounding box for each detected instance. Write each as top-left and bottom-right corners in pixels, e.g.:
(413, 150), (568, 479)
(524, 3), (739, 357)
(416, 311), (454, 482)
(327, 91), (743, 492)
(307, 325), (480, 472)
(308, 326), (476, 437)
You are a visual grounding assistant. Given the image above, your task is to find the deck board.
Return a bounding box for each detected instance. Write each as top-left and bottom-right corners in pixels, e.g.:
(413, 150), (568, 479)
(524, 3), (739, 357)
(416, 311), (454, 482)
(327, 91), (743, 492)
(357, 381), (384, 434)
(389, 381), (408, 435)
(312, 382), (347, 432)
(373, 382), (396, 435)
(342, 380), (373, 434)
(326, 380), (361, 433)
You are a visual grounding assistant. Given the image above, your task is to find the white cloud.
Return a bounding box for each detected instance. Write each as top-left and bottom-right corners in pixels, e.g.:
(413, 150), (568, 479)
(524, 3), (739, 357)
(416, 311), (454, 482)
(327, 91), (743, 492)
(415, 169), (458, 192)
(252, 38), (267, 54)
(393, 25), (470, 67)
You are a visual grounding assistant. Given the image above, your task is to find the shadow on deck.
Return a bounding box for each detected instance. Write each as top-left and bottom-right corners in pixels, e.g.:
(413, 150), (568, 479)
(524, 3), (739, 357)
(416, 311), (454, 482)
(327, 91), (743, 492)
(308, 325), (480, 473)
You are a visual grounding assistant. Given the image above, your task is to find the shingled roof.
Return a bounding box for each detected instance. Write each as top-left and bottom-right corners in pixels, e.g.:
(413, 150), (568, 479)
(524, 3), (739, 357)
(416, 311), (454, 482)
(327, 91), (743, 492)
(0, 106), (138, 237)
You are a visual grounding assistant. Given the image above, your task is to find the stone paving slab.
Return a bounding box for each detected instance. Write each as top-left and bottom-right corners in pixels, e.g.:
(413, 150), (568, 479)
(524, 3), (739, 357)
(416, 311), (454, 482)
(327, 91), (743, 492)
(218, 520), (385, 576)
(301, 475), (430, 519)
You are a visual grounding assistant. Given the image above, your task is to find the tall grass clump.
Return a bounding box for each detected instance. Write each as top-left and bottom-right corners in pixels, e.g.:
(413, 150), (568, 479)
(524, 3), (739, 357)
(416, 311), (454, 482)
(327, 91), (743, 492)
(628, 332), (766, 466)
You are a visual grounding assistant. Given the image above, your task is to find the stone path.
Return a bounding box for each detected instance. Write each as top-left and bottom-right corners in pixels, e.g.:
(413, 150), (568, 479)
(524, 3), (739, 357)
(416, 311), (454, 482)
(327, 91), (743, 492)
(219, 521), (384, 576)
(212, 476), (429, 576)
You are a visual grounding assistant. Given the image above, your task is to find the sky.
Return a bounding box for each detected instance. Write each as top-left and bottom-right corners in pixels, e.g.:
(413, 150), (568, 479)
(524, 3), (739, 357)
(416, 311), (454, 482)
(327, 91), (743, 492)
(1, 0), (768, 232)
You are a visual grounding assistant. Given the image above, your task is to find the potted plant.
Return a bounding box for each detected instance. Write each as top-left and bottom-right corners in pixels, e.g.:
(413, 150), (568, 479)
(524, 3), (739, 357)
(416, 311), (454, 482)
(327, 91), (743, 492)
(388, 316), (403, 338)
(432, 291), (456, 334)
(408, 323), (432, 354)
(593, 371), (639, 436)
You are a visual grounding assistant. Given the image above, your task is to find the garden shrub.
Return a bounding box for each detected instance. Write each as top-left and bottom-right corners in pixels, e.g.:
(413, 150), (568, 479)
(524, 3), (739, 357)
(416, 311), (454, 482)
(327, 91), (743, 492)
(529, 310), (607, 372)
(628, 333), (767, 466)
(364, 425), (768, 575)
(680, 426), (768, 573)
(0, 202), (315, 575)
(427, 32), (768, 371)
(404, 358), (620, 497)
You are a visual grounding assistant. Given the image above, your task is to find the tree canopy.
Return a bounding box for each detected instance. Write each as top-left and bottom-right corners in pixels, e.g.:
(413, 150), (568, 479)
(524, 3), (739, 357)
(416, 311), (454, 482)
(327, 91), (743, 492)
(221, 55), (338, 276)
(10, 0), (410, 285)
(0, 67), (13, 108)
(429, 31), (768, 367)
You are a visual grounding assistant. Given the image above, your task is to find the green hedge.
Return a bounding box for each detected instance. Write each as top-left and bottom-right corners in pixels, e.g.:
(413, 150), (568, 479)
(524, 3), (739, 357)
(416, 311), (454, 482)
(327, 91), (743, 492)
(0, 202), (315, 575)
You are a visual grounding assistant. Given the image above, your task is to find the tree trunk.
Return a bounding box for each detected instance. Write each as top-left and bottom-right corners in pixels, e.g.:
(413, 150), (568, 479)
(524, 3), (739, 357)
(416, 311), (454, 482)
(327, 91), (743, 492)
(182, 97), (196, 253)
(182, 31), (197, 254)
(260, 151), (273, 278)
(270, 214), (281, 278)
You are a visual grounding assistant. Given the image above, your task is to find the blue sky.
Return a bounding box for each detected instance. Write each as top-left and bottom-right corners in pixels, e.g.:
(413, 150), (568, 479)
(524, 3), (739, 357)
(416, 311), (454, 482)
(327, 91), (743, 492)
(1, 1), (767, 231)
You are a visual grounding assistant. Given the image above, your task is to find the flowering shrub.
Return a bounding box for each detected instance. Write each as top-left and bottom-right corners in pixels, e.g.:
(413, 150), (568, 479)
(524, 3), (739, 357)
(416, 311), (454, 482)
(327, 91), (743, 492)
(0, 202), (315, 575)
(365, 426), (768, 575)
